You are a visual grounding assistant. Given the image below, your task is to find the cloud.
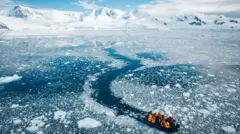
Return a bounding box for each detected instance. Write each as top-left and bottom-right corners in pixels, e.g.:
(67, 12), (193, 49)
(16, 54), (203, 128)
(138, 0), (240, 18)
(73, 0), (101, 10)
(0, 0), (16, 10)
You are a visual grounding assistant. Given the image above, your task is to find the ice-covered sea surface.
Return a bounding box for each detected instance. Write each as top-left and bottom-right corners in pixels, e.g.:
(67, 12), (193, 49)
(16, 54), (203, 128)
(0, 30), (239, 134)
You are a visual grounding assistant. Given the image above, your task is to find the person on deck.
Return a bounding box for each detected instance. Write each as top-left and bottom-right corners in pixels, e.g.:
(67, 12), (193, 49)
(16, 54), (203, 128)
(156, 116), (161, 124)
(161, 120), (170, 129)
(164, 121), (170, 128)
(157, 112), (162, 118)
(167, 117), (176, 127)
(160, 114), (166, 120)
(152, 113), (157, 123)
(148, 113), (153, 122)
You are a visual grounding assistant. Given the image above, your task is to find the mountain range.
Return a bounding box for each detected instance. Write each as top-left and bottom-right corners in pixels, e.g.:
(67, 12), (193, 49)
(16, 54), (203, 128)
(0, 5), (239, 30)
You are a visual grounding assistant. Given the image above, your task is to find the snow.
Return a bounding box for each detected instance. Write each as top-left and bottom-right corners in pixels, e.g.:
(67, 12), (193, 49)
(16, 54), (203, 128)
(0, 75), (22, 85)
(9, 5), (83, 22)
(221, 126), (236, 134)
(0, 5), (239, 31)
(77, 118), (102, 129)
(81, 8), (125, 21)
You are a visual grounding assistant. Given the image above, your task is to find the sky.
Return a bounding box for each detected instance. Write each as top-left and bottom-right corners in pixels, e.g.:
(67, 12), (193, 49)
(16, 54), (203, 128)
(1, 0), (240, 18)
(8, 0), (149, 11)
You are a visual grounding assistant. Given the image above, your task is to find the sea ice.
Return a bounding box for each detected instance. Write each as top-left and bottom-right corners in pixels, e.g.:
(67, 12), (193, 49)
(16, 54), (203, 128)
(13, 119), (22, 125)
(164, 85), (171, 89)
(198, 109), (210, 117)
(227, 88), (236, 93)
(26, 116), (46, 132)
(0, 75), (22, 85)
(175, 83), (182, 88)
(127, 128), (131, 132)
(183, 92), (191, 98)
(82, 77), (116, 117)
(114, 115), (138, 126)
(11, 104), (21, 108)
(54, 110), (67, 121)
(208, 74), (215, 77)
(77, 118), (102, 129)
(221, 126), (236, 133)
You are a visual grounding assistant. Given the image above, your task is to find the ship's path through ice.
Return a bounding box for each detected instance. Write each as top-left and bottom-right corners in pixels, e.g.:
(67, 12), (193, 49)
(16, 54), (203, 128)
(91, 48), (151, 120)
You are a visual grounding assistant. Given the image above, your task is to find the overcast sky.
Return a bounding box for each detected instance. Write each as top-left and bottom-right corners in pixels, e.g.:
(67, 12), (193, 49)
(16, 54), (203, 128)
(139, 0), (240, 18)
(1, 0), (240, 18)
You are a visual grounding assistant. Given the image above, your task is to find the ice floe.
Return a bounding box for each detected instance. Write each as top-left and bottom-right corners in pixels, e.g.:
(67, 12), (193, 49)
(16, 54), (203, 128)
(11, 104), (28, 108)
(227, 88), (236, 93)
(54, 110), (67, 121)
(221, 126), (236, 133)
(114, 116), (138, 126)
(13, 119), (22, 125)
(26, 116), (47, 132)
(183, 92), (191, 98)
(0, 75), (22, 85)
(77, 118), (102, 129)
(198, 109), (210, 117)
(11, 104), (21, 108)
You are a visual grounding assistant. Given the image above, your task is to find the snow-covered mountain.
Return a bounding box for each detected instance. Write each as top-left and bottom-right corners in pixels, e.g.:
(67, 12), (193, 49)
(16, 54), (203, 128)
(80, 8), (125, 21)
(122, 10), (150, 20)
(1, 5), (239, 31)
(8, 6), (82, 22)
(0, 22), (9, 29)
(213, 15), (239, 26)
(169, 15), (206, 26)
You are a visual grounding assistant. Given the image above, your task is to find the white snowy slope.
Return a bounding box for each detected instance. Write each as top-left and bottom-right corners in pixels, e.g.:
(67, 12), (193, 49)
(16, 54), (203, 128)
(0, 15), (47, 30)
(8, 6), (83, 22)
(0, 5), (239, 31)
(70, 7), (126, 30)
(80, 7), (125, 21)
(122, 10), (167, 29)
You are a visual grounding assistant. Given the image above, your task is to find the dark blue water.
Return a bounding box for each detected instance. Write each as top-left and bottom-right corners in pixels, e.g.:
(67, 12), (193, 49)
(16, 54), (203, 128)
(0, 56), (110, 102)
(91, 48), (146, 117)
